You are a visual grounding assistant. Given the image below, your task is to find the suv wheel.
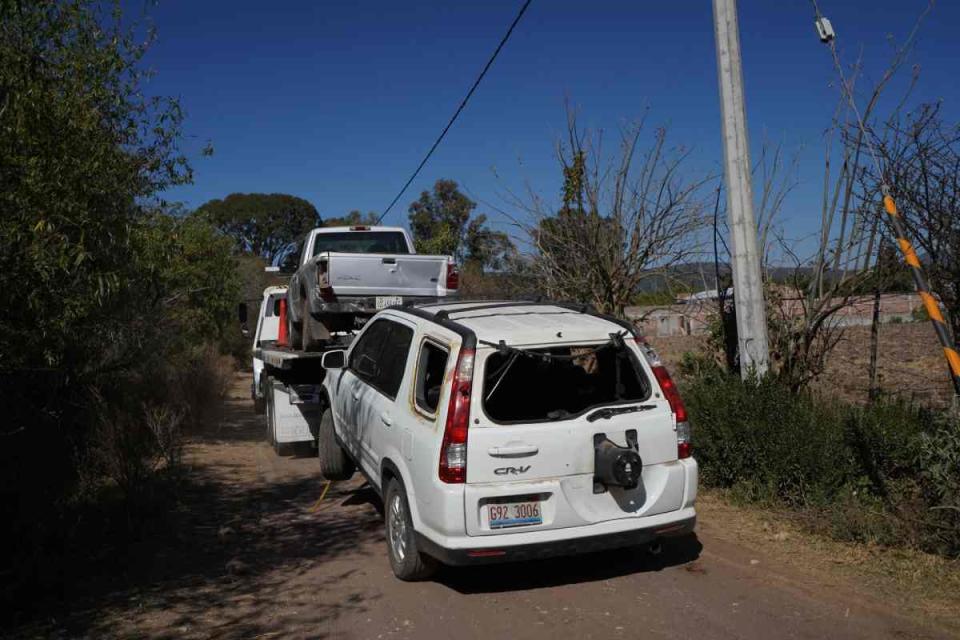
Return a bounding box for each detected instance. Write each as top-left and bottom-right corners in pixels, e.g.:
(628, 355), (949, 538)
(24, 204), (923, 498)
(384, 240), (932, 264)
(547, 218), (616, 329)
(317, 407), (354, 481)
(384, 478), (436, 581)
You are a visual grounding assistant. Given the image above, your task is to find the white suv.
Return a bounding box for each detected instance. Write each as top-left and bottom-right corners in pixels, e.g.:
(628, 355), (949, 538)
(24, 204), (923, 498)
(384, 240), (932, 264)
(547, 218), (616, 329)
(317, 301), (697, 580)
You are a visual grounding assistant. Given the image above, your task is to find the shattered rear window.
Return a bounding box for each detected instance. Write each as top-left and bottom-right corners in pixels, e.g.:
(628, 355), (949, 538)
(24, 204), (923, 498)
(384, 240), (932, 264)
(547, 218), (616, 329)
(482, 343), (650, 423)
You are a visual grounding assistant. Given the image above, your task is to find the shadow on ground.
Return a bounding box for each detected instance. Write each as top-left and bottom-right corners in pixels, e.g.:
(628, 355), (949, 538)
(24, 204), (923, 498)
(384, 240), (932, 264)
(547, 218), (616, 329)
(7, 381), (385, 640)
(437, 533), (702, 594)
(7, 374), (705, 638)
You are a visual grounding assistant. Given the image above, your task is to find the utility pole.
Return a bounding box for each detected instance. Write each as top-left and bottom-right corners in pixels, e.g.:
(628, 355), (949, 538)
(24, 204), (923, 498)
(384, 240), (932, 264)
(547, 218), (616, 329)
(712, 0), (770, 377)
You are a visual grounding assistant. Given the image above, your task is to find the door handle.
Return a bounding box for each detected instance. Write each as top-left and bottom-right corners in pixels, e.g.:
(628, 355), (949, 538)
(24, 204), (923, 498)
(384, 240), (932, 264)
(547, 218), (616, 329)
(380, 412), (393, 426)
(488, 445), (539, 458)
(351, 389), (361, 401)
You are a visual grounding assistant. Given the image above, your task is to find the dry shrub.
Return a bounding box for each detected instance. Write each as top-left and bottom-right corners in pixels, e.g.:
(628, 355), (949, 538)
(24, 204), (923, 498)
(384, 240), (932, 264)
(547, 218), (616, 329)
(87, 406), (158, 498)
(145, 404), (185, 470)
(80, 343), (233, 499)
(170, 344), (234, 431)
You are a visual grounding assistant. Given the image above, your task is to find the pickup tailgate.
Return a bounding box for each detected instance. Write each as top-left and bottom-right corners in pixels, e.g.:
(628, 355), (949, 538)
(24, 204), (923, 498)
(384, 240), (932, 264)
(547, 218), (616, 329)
(320, 252), (450, 297)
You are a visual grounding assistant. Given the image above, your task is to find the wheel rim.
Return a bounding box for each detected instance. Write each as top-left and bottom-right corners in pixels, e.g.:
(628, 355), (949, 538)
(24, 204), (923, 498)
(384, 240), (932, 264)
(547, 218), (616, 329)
(388, 493), (408, 562)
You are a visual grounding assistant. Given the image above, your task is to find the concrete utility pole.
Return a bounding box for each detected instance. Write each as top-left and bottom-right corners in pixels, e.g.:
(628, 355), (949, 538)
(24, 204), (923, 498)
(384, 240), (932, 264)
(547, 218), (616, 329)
(712, 0), (770, 377)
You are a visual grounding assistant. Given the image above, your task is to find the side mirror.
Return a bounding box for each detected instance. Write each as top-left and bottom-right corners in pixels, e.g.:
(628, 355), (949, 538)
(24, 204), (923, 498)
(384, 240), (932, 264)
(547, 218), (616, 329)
(238, 302), (248, 324)
(279, 251), (300, 274)
(321, 349), (346, 370)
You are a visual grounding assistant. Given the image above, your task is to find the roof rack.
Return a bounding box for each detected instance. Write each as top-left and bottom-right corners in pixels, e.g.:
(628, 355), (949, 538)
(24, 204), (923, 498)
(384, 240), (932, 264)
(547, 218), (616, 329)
(391, 300), (642, 347)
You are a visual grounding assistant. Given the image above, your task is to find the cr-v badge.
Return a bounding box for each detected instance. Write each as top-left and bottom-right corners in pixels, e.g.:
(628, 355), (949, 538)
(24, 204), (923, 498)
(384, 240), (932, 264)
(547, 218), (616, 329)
(494, 465), (531, 475)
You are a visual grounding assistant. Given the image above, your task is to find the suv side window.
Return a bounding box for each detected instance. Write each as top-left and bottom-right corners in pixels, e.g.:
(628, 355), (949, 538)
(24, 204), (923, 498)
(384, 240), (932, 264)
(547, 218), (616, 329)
(349, 318), (413, 399)
(375, 323), (414, 399)
(415, 341), (449, 415)
(349, 320), (392, 383)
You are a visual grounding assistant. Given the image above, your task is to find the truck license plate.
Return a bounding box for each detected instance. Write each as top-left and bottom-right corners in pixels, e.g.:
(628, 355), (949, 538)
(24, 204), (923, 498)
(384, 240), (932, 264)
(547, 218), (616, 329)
(487, 500), (542, 529)
(375, 296), (403, 310)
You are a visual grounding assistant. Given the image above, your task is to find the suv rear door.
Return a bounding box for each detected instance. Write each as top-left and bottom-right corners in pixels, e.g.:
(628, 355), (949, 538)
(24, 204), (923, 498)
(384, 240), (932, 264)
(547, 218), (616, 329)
(462, 339), (684, 536)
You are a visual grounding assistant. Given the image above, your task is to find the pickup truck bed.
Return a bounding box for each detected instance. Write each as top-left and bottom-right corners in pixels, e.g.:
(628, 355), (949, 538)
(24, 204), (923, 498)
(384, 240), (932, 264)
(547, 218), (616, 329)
(320, 251), (452, 298)
(286, 225), (458, 350)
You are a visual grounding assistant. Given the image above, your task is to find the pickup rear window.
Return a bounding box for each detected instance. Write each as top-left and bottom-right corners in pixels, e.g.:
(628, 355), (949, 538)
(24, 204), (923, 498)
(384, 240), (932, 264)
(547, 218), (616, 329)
(482, 343), (650, 423)
(313, 231), (410, 255)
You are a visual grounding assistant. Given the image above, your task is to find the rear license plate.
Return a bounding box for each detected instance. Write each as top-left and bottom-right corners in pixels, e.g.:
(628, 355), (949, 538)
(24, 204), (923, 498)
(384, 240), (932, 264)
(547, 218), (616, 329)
(487, 500), (542, 529)
(375, 296), (403, 309)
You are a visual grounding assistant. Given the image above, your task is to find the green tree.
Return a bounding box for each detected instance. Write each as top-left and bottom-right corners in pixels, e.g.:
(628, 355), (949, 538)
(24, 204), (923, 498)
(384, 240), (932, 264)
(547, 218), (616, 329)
(133, 212), (241, 351)
(463, 214), (515, 271)
(0, 0), (191, 373)
(323, 210), (379, 227)
(0, 1), (242, 596)
(408, 179), (514, 270)
(195, 193), (321, 261)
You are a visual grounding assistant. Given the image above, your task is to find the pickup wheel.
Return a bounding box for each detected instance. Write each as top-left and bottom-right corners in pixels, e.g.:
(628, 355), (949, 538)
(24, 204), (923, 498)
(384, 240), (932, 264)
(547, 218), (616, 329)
(384, 478), (437, 581)
(301, 297), (331, 351)
(317, 407), (354, 481)
(288, 295), (303, 348)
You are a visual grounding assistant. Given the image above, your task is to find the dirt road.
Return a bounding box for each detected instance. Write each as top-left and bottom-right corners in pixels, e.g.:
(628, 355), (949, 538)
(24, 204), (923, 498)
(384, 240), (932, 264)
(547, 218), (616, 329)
(36, 374), (954, 639)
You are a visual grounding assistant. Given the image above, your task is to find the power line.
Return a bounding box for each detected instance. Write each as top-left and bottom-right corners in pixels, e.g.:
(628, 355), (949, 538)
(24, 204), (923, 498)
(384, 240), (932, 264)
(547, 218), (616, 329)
(376, 0), (533, 225)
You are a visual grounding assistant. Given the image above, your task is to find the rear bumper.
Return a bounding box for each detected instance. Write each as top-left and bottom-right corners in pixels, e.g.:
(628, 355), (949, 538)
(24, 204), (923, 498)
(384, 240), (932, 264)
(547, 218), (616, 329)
(309, 294), (455, 317)
(416, 514), (696, 566)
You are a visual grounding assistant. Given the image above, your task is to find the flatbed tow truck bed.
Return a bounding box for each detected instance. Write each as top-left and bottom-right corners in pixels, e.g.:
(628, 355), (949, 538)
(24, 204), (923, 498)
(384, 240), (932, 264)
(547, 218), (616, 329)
(257, 337), (354, 455)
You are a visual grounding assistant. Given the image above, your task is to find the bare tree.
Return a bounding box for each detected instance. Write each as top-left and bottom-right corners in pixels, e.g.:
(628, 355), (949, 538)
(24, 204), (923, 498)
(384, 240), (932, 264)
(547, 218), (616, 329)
(506, 113), (709, 316)
(754, 6), (932, 393)
(868, 102), (960, 343)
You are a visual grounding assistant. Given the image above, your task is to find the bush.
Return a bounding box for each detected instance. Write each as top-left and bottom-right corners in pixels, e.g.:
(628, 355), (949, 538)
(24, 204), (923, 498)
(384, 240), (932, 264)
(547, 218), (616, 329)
(0, 1), (245, 619)
(681, 363), (960, 557)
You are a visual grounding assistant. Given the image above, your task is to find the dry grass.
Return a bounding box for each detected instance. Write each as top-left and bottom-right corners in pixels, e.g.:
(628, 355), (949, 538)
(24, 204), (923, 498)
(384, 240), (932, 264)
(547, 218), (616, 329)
(647, 322), (956, 408)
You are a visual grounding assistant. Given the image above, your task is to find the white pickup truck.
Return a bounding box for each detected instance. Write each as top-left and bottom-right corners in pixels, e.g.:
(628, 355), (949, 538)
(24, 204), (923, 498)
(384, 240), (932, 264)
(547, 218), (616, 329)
(284, 226), (458, 350)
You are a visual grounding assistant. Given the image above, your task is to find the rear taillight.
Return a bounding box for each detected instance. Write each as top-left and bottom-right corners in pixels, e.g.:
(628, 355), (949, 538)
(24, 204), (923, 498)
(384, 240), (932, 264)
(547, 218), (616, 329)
(439, 347), (474, 483)
(652, 365), (692, 460)
(316, 260), (335, 301)
(445, 261), (459, 290)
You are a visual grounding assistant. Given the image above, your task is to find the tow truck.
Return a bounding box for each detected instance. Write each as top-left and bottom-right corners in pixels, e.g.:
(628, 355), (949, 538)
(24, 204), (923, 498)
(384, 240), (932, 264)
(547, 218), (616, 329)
(241, 288), (353, 455)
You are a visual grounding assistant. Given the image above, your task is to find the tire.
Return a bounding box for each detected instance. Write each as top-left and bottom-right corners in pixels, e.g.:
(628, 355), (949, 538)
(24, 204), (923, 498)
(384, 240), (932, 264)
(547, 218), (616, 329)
(254, 396), (265, 415)
(288, 294), (303, 348)
(301, 296), (331, 352)
(317, 407), (354, 481)
(264, 376), (275, 444)
(266, 381), (289, 456)
(384, 478), (437, 581)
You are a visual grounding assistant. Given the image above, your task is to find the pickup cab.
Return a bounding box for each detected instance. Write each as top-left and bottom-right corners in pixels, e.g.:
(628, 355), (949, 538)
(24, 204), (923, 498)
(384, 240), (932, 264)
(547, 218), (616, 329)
(285, 226), (458, 350)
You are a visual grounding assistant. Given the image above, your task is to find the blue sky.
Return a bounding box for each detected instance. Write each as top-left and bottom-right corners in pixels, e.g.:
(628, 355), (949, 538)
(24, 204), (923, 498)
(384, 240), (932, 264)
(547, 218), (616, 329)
(133, 0), (960, 259)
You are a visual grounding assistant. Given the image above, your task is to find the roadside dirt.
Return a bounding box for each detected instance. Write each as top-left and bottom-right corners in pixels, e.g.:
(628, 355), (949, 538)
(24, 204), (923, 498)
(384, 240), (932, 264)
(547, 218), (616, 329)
(16, 373), (959, 640)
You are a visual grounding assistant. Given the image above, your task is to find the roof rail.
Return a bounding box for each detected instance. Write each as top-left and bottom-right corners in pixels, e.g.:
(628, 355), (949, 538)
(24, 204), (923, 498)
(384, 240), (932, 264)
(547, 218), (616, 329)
(393, 306), (477, 349)
(391, 299), (642, 348)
